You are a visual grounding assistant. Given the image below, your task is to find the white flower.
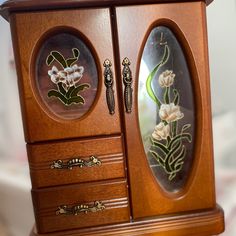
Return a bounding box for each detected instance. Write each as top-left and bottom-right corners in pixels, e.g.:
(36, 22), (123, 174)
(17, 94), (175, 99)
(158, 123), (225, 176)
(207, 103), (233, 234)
(159, 70), (175, 88)
(159, 103), (184, 123)
(64, 64), (84, 87)
(48, 64), (84, 89)
(48, 66), (60, 84)
(152, 122), (170, 140)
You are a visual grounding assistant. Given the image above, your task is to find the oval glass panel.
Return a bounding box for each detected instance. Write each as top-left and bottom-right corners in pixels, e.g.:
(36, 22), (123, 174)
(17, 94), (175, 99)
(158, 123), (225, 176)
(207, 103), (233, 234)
(138, 26), (195, 192)
(35, 32), (98, 120)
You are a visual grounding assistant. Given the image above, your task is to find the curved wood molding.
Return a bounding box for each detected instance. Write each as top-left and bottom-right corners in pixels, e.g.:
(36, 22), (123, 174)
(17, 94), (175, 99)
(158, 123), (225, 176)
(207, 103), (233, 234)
(1, 0), (214, 21)
(31, 206), (224, 236)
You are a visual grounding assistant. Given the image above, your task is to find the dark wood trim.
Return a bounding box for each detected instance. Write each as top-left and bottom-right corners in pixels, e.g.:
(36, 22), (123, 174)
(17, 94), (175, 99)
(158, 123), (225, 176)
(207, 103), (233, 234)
(1, 0), (214, 21)
(30, 206), (224, 236)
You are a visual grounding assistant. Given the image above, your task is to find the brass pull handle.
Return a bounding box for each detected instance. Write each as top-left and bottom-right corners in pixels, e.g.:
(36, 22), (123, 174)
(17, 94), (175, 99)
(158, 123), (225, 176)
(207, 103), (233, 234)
(103, 59), (115, 115)
(122, 57), (133, 113)
(56, 201), (105, 216)
(51, 156), (101, 170)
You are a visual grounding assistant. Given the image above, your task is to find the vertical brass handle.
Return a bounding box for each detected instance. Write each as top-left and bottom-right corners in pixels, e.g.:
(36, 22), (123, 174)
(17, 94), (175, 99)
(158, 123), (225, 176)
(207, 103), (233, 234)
(103, 59), (115, 115)
(122, 58), (133, 113)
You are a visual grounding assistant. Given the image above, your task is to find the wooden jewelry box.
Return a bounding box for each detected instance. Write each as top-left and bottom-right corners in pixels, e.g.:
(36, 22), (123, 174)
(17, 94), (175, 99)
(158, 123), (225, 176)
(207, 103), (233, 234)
(0, 0), (224, 235)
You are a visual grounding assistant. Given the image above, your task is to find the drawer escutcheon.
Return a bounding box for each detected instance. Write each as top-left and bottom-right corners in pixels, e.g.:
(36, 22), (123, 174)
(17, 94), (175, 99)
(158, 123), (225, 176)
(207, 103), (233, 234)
(51, 156), (102, 170)
(56, 201), (105, 216)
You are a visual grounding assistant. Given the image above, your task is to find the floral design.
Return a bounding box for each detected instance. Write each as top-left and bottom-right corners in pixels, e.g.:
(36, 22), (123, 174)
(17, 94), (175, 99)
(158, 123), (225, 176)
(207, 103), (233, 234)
(46, 48), (90, 106)
(146, 42), (192, 181)
(158, 70), (175, 88)
(159, 103), (184, 123)
(152, 122), (170, 141)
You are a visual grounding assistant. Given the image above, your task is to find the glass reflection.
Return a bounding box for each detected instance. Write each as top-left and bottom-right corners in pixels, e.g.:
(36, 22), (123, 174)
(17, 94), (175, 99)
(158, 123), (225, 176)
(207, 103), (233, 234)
(138, 26), (195, 192)
(36, 33), (98, 120)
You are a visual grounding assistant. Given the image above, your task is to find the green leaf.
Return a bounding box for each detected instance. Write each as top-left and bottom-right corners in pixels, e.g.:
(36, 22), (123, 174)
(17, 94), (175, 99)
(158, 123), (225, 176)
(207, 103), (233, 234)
(168, 133), (192, 150)
(173, 89), (180, 105)
(48, 90), (67, 105)
(66, 58), (78, 67)
(146, 63), (162, 108)
(170, 145), (186, 166)
(73, 48), (80, 58)
(67, 95), (85, 105)
(46, 54), (54, 66)
(151, 139), (169, 154)
(145, 45), (170, 108)
(169, 173), (176, 181)
(57, 82), (66, 96)
(66, 86), (75, 99)
(71, 83), (90, 97)
(165, 141), (182, 172)
(150, 150), (165, 167)
(182, 124), (191, 132)
(172, 121), (178, 137)
(51, 51), (67, 68)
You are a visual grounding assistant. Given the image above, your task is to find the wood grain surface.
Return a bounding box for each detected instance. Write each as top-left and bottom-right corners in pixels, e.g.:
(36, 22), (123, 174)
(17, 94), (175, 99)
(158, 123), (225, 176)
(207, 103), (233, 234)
(30, 206), (224, 236)
(32, 180), (130, 233)
(27, 135), (126, 188)
(2, 0), (224, 235)
(116, 1), (217, 218)
(0, 0), (214, 21)
(10, 8), (121, 143)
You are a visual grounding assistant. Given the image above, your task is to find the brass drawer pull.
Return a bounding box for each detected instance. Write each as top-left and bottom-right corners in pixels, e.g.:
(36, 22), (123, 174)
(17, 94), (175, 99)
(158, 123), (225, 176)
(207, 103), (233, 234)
(56, 201), (105, 216)
(51, 156), (101, 170)
(103, 59), (115, 115)
(122, 57), (133, 113)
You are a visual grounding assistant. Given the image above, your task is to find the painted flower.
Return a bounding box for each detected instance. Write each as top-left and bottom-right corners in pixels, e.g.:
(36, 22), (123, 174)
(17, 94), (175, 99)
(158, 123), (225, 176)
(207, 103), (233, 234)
(48, 66), (60, 84)
(159, 70), (175, 88)
(64, 64), (84, 87)
(48, 64), (84, 89)
(152, 122), (170, 140)
(159, 103), (184, 123)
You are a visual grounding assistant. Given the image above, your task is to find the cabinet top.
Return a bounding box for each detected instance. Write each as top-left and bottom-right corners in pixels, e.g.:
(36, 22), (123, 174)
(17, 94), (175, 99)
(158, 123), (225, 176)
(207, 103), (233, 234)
(0, 0), (213, 21)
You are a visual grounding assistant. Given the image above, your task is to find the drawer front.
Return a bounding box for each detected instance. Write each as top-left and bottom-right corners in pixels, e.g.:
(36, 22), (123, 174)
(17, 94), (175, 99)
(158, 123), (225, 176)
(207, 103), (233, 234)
(32, 180), (130, 233)
(28, 136), (126, 188)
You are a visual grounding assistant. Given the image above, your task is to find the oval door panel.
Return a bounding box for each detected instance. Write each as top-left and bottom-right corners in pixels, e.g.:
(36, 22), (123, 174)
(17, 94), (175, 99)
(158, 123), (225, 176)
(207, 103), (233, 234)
(138, 26), (195, 192)
(35, 32), (98, 120)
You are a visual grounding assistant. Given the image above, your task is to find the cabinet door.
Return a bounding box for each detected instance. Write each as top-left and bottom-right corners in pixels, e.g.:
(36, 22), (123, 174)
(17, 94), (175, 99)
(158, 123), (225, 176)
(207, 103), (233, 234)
(11, 8), (121, 142)
(116, 2), (216, 218)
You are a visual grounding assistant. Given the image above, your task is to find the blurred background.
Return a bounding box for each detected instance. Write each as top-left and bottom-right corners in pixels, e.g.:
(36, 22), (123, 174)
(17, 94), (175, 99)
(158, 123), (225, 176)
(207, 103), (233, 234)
(0, 0), (235, 235)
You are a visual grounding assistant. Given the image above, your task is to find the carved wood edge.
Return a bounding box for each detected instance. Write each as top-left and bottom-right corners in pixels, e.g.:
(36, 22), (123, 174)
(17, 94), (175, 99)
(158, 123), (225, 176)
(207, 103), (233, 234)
(1, 0), (213, 22)
(31, 205), (224, 236)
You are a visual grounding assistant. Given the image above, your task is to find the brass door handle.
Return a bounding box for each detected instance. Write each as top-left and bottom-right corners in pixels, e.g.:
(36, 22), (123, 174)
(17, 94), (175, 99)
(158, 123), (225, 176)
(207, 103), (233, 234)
(103, 59), (115, 115)
(122, 57), (133, 113)
(51, 156), (101, 170)
(56, 201), (105, 215)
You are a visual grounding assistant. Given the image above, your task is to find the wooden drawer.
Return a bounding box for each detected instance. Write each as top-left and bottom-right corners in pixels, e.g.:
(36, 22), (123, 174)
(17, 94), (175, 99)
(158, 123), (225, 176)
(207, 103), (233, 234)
(27, 136), (126, 188)
(32, 180), (130, 233)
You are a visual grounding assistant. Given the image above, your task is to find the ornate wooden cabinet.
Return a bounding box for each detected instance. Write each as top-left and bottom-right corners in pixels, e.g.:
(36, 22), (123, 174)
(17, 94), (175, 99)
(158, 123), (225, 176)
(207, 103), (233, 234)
(0, 0), (225, 235)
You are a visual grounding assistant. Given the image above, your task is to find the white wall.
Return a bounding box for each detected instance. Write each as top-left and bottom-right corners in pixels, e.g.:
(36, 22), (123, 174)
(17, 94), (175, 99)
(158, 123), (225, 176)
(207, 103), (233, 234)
(207, 0), (236, 115)
(0, 17), (25, 159)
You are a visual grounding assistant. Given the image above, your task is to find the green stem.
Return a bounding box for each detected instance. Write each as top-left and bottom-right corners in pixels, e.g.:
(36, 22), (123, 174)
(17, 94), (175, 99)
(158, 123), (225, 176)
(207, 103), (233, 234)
(164, 87), (170, 104)
(172, 121), (178, 138)
(167, 136), (171, 146)
(146, 45), (170, 109)
(151, 139), (169, 154)
(168, 133), (192, 150)
(66, 86), (75, 99)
